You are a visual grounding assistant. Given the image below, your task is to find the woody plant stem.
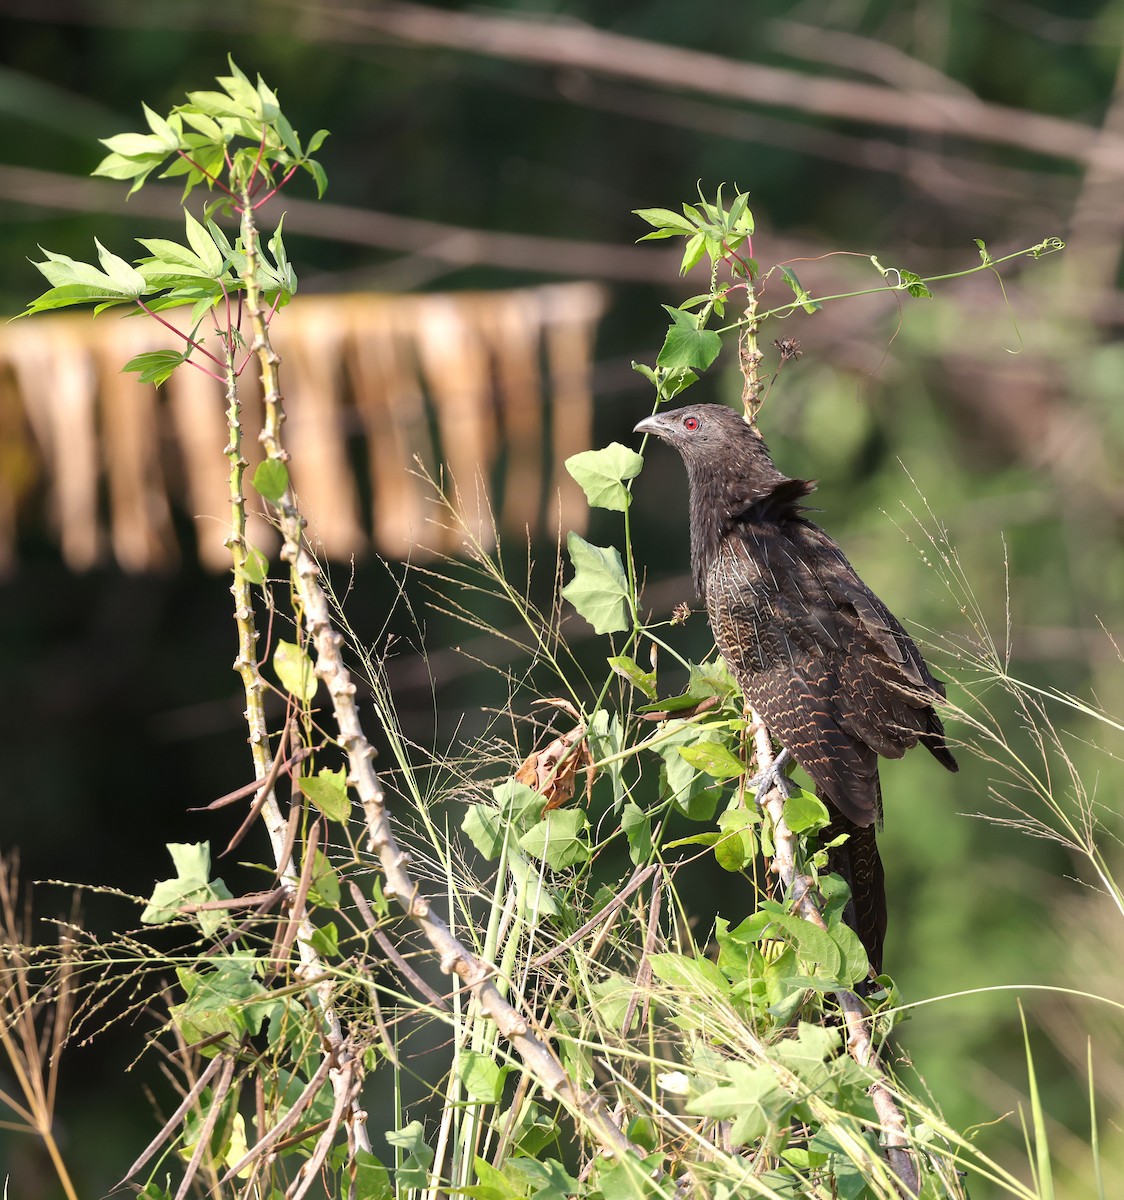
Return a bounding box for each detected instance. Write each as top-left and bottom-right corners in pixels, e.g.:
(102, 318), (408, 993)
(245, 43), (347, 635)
(236, 187), (635, 1163)
(223, 233), (371, 1158)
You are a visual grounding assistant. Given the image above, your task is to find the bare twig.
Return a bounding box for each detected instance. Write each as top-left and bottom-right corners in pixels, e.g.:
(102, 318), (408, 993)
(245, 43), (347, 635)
(173, 1053), (237, 1200)
(287, 1059), (358, 1200)
(116, 1053), (225, 1187)
(530, 863), (658, 968)
(349, 882), (451, 1011)
(218, 1052), (335, 1185)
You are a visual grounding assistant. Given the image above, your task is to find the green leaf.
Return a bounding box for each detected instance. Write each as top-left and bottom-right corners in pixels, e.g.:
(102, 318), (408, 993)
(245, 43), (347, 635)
(714, 807), (758, 872)
(252, 458), (289, 502)
(661, 304), (698, 328)
(502, 1156), (578, 1200)
(307, 847), (341, 908)
(663, 831), (721, 851)
(273, 639), (317, 702)
(306, 920), (339, 958)
(518, 809), (590, 870)
(633, 207), (696, 233)
(660, 366), (699, 400)
(561, 533), (630, 635)
(171, 955), (269, 1046)
(743, 905), (843, 976)
(21, 284), (129, 316)
(465, 1157), (521, 1200)
(183, 210), (226, 276)
(827, 917), (870, 986)
(774, 1021), (841, 1085)
(267, 214), (297, 294)
(656, 323), (722, 371)
(729, 190), (754, 234)
(564, 442), (644, 511)
(621, 801), (652, 864)
(638, 659), (739, 714)
(177, 108), (224, 140)
(679, 231), (708, 275)
(590, 972), (639, 1031)
(778, 265), (821, 313)
(460, 1051), (508, 1102)
(99, 131), (169, 158)
(607, 654), (657, 699)
(142, 842), (233, 937)
(507, 854), (559, 918)
(901, 269), (933, 298)
(34, 246), (119, 292)
(781, 787), (830, 833)
(655, 722), (725, 820)
(122, 349), (190, 387)
(94, 239), (146, 296)
(299, 767), (351, 822)
(185, 88), (258, 122)
(493, 779), (546, 827)
(142, 102), (182, 149)
(352, 1150), (393, 1200)
(462, 804), (505, 860)
(385, 1122), (434, 1193)
(678, 740), (745, 781)
(649, 952), (729, 996)
(305, 158), (329, 198)
(238, 544), (269, 585)
(594, 1153), (666, 1200)
(587, 709), (626, 808)
(92, 150), (164, 193)
(135, 238), (209, 276)
(255, 75), (281, 122)
(687, 1060), (790, 1146)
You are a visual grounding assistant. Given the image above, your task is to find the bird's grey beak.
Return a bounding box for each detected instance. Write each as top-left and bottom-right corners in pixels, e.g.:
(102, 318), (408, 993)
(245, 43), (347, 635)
(634, 414), (662, 437)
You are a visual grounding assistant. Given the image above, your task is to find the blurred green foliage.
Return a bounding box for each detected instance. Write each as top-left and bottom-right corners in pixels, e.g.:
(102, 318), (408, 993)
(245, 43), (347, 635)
(1, 2), (1123, 1195)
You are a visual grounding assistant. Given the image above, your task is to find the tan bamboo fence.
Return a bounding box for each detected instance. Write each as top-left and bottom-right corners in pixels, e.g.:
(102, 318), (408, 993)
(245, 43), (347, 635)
(0, 283), (605, 575)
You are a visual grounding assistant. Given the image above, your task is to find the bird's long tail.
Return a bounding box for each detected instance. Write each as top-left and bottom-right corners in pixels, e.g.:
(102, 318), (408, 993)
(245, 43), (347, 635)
(823, 814), (887, 977)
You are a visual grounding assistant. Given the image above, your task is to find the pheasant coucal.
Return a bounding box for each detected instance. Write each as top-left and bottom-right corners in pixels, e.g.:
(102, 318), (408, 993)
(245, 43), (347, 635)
(635, 403), (957, 974)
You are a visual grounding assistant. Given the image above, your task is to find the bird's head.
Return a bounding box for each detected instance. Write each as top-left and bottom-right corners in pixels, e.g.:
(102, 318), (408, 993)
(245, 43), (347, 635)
(634, 403), (786, 483)
(634, 402), (758, 457)
(633, 404), (810, 591)
(635, 401), (809, 515)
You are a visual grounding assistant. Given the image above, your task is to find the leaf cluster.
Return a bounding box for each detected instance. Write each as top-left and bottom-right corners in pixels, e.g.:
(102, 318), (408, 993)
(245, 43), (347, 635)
(20, 59), (319, 386)
(93, 58), (327, 201)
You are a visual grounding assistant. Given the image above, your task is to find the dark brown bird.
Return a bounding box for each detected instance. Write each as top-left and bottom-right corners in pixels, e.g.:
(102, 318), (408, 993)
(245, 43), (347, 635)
(635, 403), (957, 974)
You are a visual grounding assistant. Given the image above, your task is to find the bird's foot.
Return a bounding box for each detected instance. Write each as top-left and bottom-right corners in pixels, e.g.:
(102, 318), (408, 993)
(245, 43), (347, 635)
(747, 748), (792, 800)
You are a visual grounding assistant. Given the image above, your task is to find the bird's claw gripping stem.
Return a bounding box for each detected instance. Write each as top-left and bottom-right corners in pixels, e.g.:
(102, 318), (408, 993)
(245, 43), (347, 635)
(747, 747), (792, 800)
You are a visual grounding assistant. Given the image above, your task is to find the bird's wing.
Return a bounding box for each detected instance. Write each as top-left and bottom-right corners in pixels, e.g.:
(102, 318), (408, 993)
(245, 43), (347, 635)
(707, 528), (883, 826)
(709, 515), (956, 822)
(795, 523), (958, 772)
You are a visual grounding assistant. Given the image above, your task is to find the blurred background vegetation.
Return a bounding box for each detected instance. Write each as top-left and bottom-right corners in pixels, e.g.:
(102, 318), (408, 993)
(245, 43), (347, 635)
(1, 0), (1123, 1194)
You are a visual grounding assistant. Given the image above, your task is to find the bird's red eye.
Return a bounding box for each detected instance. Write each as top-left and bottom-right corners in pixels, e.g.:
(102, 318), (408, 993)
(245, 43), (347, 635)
(683, 415), (699, 431)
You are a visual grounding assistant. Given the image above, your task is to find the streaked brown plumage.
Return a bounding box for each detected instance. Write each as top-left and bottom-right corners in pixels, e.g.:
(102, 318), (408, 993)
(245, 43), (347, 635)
(635, 403), (957, 973)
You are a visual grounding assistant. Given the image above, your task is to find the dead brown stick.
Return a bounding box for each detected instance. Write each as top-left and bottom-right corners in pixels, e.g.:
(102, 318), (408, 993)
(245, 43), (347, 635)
(320, 0), (1121, 169)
